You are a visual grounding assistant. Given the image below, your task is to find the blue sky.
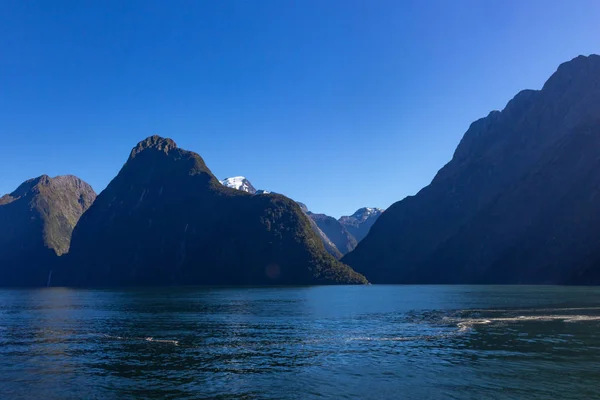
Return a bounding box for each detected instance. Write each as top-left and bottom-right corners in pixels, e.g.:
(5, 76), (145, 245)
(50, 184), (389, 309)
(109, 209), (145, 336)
(1, 0), (598, 217)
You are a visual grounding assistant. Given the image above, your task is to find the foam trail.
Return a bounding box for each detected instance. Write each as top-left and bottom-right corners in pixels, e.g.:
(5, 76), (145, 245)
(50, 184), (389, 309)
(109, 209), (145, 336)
(466, 307), (600, 313)
(453, 314), (600, 333)
(100, 333), (179, 346)
(145, 337), (180, 346)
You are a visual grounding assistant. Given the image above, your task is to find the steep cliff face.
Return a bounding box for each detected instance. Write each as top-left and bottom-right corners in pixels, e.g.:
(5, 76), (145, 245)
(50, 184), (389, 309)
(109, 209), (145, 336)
(307, 212), (358, 255)
(344, 54), (600, 284)
(0, 175), (96, 286)
(61, 136), (367, 286)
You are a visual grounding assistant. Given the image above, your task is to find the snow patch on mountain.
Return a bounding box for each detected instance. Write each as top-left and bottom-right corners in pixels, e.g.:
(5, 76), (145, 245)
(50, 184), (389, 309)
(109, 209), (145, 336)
(219, 176), (257, 194)
(339, 207), (385, 243)
(351, 207), (385, 222)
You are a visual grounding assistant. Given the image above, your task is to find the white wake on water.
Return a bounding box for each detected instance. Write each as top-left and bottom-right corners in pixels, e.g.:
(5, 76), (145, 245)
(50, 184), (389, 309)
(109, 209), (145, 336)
(144, 337), (180, 345)
(350, 307), (600, 342)
(450, 311), (600, 333)
(100, 333), (179, 346)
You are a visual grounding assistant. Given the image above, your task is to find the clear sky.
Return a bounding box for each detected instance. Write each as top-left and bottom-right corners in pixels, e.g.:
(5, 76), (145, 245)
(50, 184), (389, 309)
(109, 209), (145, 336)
(1, 0), (598, 217)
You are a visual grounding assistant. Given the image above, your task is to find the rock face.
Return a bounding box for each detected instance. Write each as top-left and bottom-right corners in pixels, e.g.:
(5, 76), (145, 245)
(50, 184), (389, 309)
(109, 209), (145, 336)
(307, 212), (358, 255)
(0, 175), (96, 286)
(295, 202), (344, 258)
(60, 136), (367, 286)
(304, 213), (344, 259)
(344, 54), (600, 284)
(339, 208), (384, 243)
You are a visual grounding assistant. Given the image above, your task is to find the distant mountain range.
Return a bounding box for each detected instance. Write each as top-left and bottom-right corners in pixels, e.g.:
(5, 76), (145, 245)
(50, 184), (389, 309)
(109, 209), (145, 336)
(339, 208), (384, 243)
(2, 54), (600, 287)
(218, 176), (384, 257)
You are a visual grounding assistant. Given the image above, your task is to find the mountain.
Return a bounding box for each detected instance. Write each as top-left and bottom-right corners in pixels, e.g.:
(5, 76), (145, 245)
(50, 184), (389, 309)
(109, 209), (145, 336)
(301, 208), (344, 259)
(339, 208), (384, 243)
(0, 175), (96, 286)
(307, 212), (358, 255)
(219, 179), (345, 258)
(219, 178), (383, 257)
(306, 217), (344, 259)
(344, 54), (600, 284)
(306, 207), (386, 256)
(295, 202), (344, 258)
(220, 176), (257, 194)
(59, 136), (367, 286)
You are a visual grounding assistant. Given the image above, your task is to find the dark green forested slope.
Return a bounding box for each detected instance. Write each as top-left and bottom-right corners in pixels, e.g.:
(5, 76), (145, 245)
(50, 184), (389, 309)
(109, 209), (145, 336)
(59, 136), (366, 286)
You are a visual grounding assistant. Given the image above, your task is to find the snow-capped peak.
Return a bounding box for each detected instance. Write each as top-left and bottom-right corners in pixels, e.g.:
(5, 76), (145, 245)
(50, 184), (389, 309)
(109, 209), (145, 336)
(353, 207), (384, 220)
(220, 176), (257, 194)
(339, 207), (384, 225)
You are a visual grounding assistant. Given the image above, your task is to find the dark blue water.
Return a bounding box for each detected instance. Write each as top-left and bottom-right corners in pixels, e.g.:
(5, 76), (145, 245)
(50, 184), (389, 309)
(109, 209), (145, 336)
(1, 286), (600, 399)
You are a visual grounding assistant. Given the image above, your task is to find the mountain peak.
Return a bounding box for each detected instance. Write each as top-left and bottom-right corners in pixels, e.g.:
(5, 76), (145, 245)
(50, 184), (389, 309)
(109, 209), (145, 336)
(11, 175), (47, 194)
(0, 174), (97, 285)
(354, 207), (383, 216)
(542, 54), (600, 93)
(62, 138), (366, 286)
(129, 135), (178, 159)
(220, 176), (257, 194)
(448, 54), (600, 167)
(556, 54), (600, 72)
(2, 174), (92, 204)
(346, 207), (384, 222)
(338, 207), (385, 243)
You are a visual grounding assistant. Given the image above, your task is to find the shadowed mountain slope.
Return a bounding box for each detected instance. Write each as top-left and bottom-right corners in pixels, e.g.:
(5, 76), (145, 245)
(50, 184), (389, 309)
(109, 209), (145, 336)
(344, 54), (600, 284)
(60, 136), (366, 286)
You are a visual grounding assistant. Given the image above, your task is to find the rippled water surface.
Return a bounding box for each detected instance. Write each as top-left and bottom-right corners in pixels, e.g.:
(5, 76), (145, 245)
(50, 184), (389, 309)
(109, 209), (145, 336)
(1, 286), (600, 399)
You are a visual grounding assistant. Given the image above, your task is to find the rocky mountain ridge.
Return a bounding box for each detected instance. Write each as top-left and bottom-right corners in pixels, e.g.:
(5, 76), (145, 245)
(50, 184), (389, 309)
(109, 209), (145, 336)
(57, 136), (367, 286)
(343, 54), (600, 285)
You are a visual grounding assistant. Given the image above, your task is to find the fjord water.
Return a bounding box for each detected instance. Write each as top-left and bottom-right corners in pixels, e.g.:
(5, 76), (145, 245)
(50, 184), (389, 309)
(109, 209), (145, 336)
(1, 286), (599, 399)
